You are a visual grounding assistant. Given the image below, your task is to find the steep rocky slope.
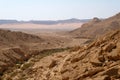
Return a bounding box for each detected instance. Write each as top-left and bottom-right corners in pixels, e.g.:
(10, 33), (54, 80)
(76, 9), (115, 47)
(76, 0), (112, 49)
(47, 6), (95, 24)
(70, 13), (120, 38)
(28, 30), (120, 80)
(2, 30), (120, 80)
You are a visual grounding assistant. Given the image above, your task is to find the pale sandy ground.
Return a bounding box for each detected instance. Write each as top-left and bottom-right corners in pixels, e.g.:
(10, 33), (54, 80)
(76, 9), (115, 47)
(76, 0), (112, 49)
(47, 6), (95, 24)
(0, 23), (83, 31)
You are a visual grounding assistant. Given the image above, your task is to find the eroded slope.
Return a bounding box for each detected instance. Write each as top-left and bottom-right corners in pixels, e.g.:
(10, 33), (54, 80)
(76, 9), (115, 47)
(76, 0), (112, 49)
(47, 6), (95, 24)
(2, 30), (120, 80)
(30, 30), (120, 80)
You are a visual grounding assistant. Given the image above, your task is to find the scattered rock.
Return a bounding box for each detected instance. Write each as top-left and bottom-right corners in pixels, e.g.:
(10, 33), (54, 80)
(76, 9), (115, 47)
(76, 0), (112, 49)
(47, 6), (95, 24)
(103, 42), (116, 52)
(48, 59), (57, 68)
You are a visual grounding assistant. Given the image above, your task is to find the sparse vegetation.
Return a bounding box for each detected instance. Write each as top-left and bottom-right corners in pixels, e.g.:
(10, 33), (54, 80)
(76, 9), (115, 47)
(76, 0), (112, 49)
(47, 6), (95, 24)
(69, 46), (81, 52)
(84, 39), (94, 44)
(20, 62), (34, 70)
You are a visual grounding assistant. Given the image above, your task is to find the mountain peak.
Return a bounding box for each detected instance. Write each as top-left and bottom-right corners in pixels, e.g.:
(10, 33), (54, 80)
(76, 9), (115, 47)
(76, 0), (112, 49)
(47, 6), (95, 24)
(115, 12), (120, 18)
(92, 17), (101, 23)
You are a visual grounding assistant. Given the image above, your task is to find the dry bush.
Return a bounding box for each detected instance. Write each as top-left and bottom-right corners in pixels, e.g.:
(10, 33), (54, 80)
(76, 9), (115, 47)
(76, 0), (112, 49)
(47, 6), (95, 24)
(84, 39), (94, 44)
(69, 46), (81, 52)
(20, 62), (34, 70)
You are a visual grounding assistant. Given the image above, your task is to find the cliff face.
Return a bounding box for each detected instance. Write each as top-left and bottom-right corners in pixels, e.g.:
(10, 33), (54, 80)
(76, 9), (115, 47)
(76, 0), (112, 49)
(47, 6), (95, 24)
(70, 13), (120, 38)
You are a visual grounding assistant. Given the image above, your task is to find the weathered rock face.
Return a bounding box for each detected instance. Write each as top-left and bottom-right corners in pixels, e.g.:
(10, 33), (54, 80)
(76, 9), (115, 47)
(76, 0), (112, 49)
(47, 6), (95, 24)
(2, 30), (120, 80)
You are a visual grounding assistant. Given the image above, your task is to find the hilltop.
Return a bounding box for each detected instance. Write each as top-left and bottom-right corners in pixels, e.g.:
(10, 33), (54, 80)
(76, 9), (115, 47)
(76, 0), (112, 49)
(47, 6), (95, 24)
(70, 13), (120, 38)
(0, 29), (43, 48)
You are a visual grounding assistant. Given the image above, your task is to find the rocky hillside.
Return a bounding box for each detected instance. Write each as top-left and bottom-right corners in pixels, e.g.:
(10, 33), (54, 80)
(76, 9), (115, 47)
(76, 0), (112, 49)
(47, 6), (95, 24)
(1, 30), (120, 80)
(1, 13), (120, 80)
(0, 29), (43, 75)
(0, 48), (28, 74)
(0, 29), (67, 75)
(70, 13), (120, 38)
(0, 29), (43, 47)
(28, 30), (120, 80)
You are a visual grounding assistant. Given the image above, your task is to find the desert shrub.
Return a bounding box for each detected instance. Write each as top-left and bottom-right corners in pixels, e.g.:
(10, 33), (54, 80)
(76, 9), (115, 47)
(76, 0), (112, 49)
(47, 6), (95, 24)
(20, 62), (34, 70)
(84, 39), (94, 44)
(5, 77), (12, 80)
(10, 72), (18, 77)
(40, 48), (69, 56)
(69, 46), (81, 52)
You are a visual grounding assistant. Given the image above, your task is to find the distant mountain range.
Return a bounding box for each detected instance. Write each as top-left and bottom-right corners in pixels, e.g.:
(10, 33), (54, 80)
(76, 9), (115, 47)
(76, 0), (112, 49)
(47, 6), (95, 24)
(0, 18), (90, 25)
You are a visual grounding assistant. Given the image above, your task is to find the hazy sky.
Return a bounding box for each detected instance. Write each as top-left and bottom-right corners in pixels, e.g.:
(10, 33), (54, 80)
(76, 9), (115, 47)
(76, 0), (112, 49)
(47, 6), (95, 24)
(0, 0), (120, 20)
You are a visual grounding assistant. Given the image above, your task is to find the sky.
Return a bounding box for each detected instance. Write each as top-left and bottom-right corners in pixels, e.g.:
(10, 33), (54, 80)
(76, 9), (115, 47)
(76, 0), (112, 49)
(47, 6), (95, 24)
(0, 0), (120, 21)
